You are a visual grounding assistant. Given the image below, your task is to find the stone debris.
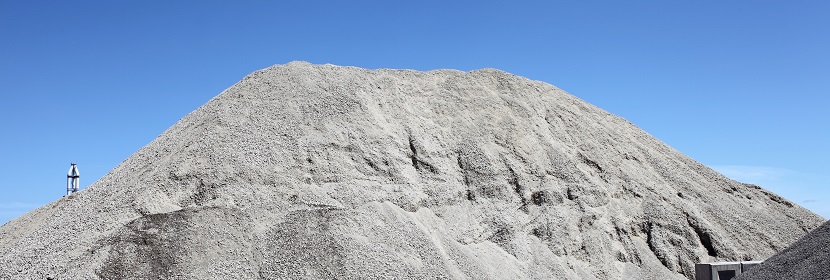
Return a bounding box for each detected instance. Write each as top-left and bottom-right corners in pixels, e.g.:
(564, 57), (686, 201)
(0, 62), (823, 279)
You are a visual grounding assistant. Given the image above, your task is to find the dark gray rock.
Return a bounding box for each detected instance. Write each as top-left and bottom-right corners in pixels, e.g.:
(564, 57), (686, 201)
(736, 220), (830, 280)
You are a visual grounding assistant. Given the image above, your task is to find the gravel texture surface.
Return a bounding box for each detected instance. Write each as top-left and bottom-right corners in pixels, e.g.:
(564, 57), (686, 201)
(736, 220), (830, 280)
(0, 62), (823, 279)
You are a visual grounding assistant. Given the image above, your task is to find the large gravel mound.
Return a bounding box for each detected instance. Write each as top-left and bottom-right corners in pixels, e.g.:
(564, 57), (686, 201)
(0, 62), (823, 279)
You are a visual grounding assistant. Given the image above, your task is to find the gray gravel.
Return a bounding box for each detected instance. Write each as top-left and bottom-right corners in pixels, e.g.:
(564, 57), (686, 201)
(736, 220), (830, 280)
(0, 62), (823, 279)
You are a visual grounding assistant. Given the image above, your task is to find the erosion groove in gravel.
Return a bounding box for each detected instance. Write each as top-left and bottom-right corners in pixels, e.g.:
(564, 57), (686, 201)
(0, 62), (824, 279)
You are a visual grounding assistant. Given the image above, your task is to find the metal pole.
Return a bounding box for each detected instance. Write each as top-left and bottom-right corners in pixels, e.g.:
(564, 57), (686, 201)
(67, 163), (80, 195)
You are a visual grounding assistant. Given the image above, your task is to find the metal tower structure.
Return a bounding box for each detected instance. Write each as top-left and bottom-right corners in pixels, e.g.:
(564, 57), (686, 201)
(67, 163), (80, 195)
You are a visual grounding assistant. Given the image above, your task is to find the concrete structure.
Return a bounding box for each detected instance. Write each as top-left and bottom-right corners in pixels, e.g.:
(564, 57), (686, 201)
(66, 163), (79, 196)
(696, 261), (763, 280)
(740, 261), (762, 274)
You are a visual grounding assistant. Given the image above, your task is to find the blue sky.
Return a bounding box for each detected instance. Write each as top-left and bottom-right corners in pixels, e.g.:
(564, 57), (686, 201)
(1, 1), (828, 224)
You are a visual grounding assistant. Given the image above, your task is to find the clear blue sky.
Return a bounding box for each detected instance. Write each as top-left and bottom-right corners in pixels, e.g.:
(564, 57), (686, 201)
(1, 1), (828, 224)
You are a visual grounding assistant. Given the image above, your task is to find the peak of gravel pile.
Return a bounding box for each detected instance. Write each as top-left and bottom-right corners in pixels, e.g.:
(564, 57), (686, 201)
(0, 62), (824, 279)
(737, 220), (830, 280)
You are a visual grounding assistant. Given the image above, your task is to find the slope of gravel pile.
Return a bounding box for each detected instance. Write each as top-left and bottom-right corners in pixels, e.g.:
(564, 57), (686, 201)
(736, 220), (830, 279)
(0, 62), (824, 279)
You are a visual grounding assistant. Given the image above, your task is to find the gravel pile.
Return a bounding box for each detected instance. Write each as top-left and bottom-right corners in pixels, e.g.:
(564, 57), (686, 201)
(736, 220), (830, 279)
(0, 62), (823, 279)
